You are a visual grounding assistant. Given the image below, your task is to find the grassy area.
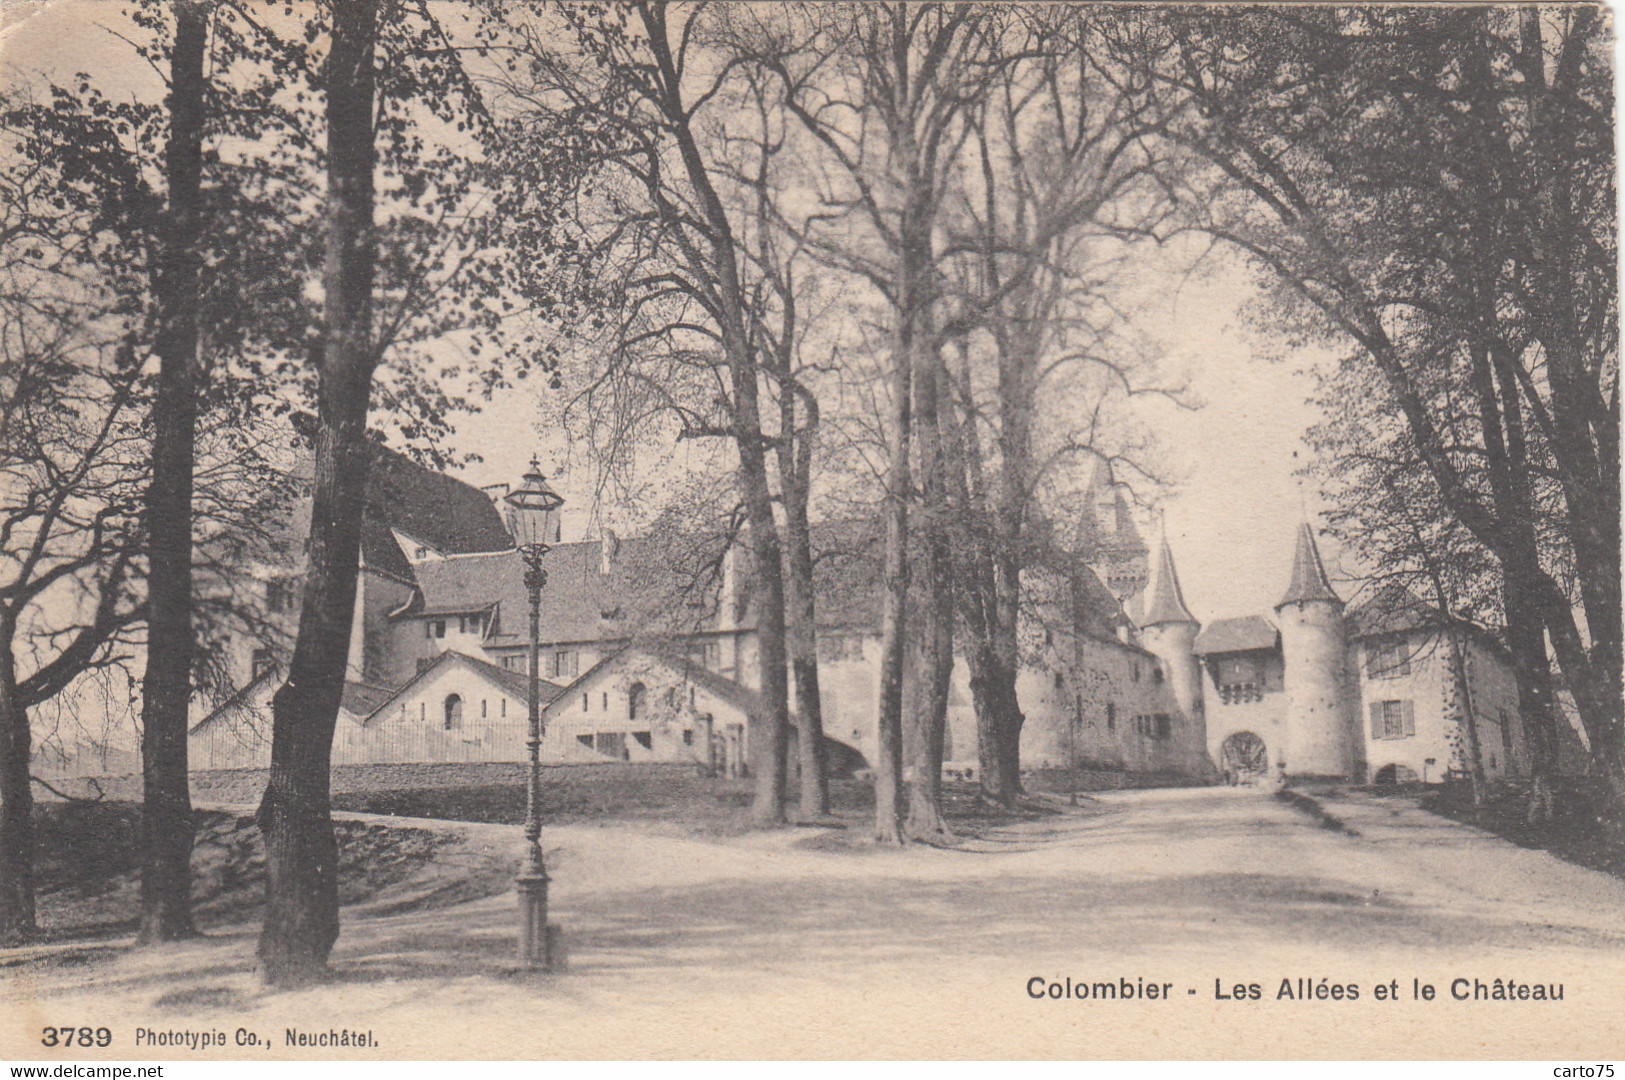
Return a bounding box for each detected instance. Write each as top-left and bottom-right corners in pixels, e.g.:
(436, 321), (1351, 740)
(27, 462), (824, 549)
(30, 800), (513, 945)
(1423, 778), (1625, 882)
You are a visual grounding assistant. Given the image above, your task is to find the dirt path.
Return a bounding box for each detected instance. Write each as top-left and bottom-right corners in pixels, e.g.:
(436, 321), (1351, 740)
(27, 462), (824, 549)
(4, 788), (1622, 1059)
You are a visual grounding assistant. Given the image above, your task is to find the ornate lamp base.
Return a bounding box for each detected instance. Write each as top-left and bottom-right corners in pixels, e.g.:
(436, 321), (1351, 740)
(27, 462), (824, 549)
(517, 872), (554, 968)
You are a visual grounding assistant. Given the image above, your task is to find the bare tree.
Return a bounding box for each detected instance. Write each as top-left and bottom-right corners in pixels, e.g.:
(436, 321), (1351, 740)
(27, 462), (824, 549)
(491, 1), (810, 823)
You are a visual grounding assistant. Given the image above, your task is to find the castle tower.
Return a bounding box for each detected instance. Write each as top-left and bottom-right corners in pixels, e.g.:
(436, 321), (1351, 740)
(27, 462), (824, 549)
(1138, 534), (1204, 728)
(1273, 523), (1356, 779)
(1076, 457), (1149, 603)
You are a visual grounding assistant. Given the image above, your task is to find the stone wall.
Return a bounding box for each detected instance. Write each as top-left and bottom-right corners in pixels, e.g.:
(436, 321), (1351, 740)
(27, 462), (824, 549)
(35, 760), (699, 806)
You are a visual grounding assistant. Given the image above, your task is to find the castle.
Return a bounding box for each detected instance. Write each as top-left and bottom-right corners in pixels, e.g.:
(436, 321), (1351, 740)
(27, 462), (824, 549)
(186, 447), (1532, 789)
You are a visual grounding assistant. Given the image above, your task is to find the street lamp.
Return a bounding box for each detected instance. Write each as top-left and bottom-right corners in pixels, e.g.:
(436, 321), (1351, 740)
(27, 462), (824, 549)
(504, 456), (565, 968)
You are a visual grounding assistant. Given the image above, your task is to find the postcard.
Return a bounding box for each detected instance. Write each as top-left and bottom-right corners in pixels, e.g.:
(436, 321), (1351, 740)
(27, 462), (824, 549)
(1, 1), (1619, 1062)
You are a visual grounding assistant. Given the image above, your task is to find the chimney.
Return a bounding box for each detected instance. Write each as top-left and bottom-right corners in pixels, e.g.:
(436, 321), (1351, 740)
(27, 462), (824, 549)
(599, 528), (620, 576)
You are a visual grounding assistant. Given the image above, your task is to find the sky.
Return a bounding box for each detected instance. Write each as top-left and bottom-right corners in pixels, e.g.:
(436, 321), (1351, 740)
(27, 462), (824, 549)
(4, 0), (1345, 629)
(442, 255), (1337, 629)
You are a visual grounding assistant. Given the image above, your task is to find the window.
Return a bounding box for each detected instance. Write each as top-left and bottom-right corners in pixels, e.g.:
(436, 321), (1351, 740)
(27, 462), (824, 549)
(501, 699), (506, 718)
(691, 639), (722, 671)
(1054, 671), (1065, 690)
(1132, 663), (1140, 683)
(431, 619), (447, 639)
(1369, 699), (1415, 740)
(444, 694), (462, 731)
(683, 729), (694, 746)
(1105, 702), (1116, 731)
(1153, 666), (1164, 684)
(481, 699), (487, 719)
(582, 693), (589, 712)
(628, 682), (646, 721)
(1367, 637), (1412, 678)
(549, 650), (579, 680)
(602, 692), (608, 711)
(1133, 714), (1173, 740)
(632, 731), (652, 750)
(594, 731), (626, 758)
(251, 647), (275, 680)
(577, 734), (594, 749)
(502, 654), (525, 671)
(265, 579), (288, 612)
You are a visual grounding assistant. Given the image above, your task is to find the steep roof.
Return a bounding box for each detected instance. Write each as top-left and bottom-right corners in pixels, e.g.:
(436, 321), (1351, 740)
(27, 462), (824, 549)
(406, 550), (523, 617)
(340, 680), (396, 716)
(1277, 522), (1341, 607)
(1192, 615), (1280, 656)
(481, 540), (633, 645)
(360, 516), (414, 581)
(1140, 535), (1197, 626)
(1074, 456), (1148, 560)
(1345, 582), (1441, 640)
(364, 444), (513, 557)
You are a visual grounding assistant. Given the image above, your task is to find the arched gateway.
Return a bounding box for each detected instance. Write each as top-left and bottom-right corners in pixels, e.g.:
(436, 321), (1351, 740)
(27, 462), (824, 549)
(1220, 731), (1268, 785)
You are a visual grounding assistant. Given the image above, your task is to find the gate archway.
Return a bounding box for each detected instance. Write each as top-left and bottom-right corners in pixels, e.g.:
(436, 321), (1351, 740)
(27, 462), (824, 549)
(1220, 731), (1268, 785)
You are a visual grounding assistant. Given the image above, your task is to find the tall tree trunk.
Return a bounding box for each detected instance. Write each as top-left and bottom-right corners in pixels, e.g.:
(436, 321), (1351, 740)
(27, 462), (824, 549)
(945, 341), (1024, 808)
(256, 0), (378, 986)
(873, 355), (911, 844)
(0, 637), (33, 943)
(637, 7), (792, 825)
(739, 444), (790, 826)
(138, 0), (209, 945)
(780, 388), (829, 819)
(906, 335), (952, 839)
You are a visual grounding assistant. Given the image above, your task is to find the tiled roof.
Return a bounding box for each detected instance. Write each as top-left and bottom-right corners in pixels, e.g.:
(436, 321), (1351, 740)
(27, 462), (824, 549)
(482, 540), (634, 645)
(1277, 522), (1341, 607)
(1192, 615), (1280, 656)
(364, 444), (513, 557)
(339, 680), (396, 717)
(360, 516), (413, 580)
(407, 550), (523, 617)
(1345, 582), (1440, 640)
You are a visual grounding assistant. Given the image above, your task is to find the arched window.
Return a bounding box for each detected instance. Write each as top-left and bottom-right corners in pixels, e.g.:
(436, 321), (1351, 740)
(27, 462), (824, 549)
(444, 693), (462, 731)
(628, 681), (646, 720)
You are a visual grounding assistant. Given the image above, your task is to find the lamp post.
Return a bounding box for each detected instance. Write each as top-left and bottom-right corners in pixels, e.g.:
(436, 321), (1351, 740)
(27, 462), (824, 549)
(504, 456), (564, 968)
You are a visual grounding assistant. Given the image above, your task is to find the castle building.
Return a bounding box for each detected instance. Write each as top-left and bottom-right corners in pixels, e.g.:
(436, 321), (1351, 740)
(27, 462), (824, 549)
(190, 448), (1530, 790)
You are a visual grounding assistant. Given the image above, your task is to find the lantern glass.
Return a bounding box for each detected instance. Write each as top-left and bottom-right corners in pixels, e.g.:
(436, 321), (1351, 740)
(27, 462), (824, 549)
(504, 458), (565, 550)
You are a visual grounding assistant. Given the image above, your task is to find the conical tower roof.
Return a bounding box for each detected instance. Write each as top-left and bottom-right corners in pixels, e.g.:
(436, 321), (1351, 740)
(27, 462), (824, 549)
(1276, 522), (1341, 608)
(1141, 534), (1196, 626)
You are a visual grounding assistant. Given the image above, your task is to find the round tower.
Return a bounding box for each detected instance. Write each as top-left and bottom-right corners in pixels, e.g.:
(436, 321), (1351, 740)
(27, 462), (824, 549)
(1139, 535), (1204, 729)
(1273, 523), (1355, 779)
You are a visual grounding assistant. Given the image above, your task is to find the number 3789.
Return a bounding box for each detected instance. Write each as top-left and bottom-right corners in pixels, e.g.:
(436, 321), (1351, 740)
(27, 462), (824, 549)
(42, 1026), (112, 1047)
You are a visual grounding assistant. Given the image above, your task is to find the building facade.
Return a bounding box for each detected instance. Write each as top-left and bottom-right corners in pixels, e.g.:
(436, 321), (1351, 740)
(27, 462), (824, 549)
(191, 448), (1530, 788)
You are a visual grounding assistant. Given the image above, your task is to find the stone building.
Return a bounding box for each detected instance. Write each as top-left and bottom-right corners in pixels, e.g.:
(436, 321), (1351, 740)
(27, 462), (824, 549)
(191, 447), (1531, 788)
